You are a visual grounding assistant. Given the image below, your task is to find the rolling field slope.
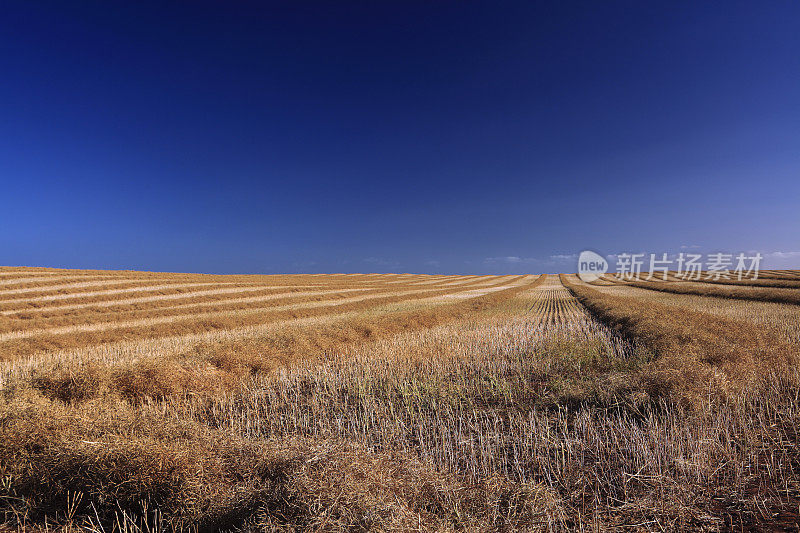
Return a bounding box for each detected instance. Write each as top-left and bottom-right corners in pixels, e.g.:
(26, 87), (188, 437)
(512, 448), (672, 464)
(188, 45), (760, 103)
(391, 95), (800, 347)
(1, 267), (799, 531)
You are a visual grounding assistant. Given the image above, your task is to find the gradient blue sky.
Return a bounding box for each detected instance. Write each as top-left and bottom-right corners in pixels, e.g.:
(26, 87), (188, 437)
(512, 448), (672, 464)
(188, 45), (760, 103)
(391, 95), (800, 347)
(1, 1), (798, 274)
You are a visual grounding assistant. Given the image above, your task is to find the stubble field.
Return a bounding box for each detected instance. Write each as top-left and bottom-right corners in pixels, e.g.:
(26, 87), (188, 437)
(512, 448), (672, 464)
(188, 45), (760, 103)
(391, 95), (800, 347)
(0, 267), (799, 531)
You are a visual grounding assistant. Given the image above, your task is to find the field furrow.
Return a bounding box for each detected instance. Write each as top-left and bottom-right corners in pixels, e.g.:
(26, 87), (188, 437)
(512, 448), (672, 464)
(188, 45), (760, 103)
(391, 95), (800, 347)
(0, 273), (529, 360)
(571, 275), (800, 346)
(0, 284), (333, 316)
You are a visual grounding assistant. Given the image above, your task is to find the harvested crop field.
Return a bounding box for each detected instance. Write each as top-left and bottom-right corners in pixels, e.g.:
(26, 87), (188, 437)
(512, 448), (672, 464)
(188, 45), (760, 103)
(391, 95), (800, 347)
(1, 267), (800, 531)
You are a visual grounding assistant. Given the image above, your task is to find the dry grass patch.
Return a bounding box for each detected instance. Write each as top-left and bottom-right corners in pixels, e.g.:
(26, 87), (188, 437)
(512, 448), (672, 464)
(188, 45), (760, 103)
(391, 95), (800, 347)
(4, 278), (538, 405)
(620, 278), (800, 305)
(562, 275), (799, 402)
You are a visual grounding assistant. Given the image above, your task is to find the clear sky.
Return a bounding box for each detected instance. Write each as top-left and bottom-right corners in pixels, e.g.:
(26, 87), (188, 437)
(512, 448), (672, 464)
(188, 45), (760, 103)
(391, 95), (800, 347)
(1, 1), (798, 274)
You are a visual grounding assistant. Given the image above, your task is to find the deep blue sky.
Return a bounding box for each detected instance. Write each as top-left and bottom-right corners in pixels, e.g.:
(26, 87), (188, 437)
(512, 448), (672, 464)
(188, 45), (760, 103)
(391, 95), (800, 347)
(1, 1), (798, 274)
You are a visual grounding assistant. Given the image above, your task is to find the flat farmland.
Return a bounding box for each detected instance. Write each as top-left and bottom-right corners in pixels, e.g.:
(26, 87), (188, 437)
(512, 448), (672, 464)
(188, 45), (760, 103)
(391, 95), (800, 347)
(1, 267), (800, 531)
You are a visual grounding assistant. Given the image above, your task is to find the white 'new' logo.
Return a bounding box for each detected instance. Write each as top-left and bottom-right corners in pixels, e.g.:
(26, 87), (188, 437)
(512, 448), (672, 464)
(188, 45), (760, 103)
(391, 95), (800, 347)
(577, 250), (608, 282)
